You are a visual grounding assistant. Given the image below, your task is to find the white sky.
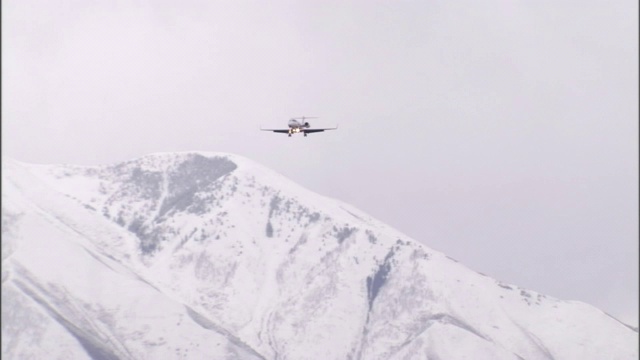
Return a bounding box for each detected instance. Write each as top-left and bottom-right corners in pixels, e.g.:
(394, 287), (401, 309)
(3, 1), (638, 327)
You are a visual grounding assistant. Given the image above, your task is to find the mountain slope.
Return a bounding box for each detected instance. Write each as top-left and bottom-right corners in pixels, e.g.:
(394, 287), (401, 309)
(2, 152), (637, 359)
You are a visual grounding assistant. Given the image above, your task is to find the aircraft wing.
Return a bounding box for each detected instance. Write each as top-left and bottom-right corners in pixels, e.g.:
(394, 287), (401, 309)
(303, 126), (338, 134)
(260, 128), (290, 134)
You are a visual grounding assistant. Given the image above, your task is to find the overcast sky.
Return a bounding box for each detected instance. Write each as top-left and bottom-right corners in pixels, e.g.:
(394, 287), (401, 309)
(3, 1), (638, 327)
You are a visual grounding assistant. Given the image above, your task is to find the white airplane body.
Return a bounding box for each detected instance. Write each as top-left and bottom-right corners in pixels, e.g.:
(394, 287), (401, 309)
(261, 117), (338, 137)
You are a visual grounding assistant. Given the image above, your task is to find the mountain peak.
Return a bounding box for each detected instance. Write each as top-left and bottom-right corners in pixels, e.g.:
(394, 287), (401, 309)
(2, 151), (637, 359)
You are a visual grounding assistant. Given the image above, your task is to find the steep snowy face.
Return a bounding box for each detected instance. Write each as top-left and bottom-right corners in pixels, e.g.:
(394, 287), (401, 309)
(2, 154), (265, 360)
(2, 152), (638, 360)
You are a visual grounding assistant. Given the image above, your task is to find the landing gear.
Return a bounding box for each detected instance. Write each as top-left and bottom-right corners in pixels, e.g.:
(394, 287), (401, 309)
(304, 133), (307, 137)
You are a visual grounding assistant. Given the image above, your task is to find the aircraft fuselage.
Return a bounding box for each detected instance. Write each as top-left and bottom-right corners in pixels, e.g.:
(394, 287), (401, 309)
(288, 119), (310, 129)
(287, 119), (311, 134)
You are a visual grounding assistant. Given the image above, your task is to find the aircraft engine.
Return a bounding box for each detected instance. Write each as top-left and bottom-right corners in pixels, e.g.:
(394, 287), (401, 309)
(304, 122), (310, 128)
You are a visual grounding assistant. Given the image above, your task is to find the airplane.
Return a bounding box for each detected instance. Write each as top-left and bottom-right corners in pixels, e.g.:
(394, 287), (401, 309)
(261, 116), (338, 137)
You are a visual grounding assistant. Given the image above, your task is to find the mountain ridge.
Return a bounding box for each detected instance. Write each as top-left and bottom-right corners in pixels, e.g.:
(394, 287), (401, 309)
(2, 151), (637, 359)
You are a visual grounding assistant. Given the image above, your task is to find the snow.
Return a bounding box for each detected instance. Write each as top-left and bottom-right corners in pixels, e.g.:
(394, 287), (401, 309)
(2, 151), (638, 359)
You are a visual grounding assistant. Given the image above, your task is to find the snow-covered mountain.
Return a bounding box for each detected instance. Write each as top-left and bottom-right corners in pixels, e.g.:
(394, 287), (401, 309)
(2, 151), (637, 360)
